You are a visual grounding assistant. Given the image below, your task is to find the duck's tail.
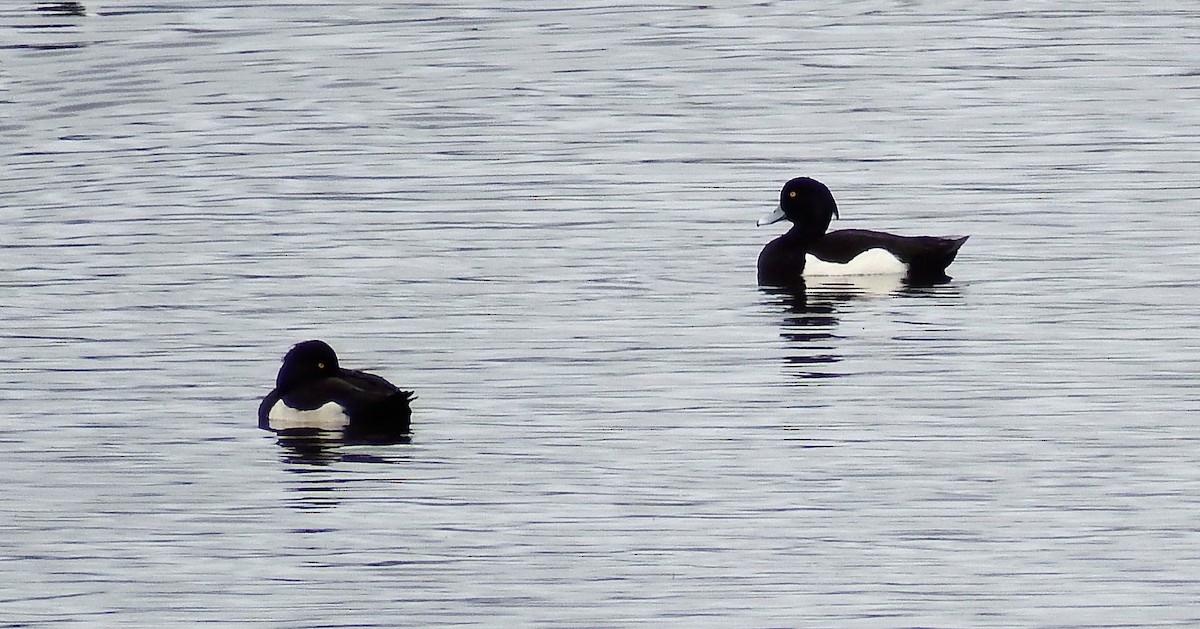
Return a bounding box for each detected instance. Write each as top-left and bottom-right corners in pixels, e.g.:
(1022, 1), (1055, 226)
(909, 235), (969, 284)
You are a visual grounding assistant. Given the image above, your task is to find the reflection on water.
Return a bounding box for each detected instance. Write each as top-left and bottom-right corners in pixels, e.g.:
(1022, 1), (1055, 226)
(274, 434), (421, 515)
(274, 431), (347, 466)
(5, 1), (89, 51)
(273, 429), (411, 467)
(762, 278), (965, 380)
(761, 284), (844, 380)
(284, 481), (342, 512)
(804, 273), (906, 296)
(37, 2), (85, 17)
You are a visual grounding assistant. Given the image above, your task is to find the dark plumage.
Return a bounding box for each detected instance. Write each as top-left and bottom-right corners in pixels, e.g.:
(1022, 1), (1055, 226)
(757, 177), (968, 286)
(258, 340), (414, 443)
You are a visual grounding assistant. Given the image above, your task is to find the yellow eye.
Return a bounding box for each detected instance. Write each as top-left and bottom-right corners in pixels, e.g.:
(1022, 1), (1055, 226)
(789, 191), (797, 198)
(317, 362), (325, 369)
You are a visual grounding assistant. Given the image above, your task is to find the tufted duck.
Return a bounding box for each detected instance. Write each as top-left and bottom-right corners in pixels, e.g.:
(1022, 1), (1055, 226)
(258, 340), (414, 443)
(757, 177), (968, 286)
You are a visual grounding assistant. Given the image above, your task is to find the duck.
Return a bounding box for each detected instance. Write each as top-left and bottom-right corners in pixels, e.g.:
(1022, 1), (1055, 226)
(258, 340), (414, 443)
(757, 177), (968, 287)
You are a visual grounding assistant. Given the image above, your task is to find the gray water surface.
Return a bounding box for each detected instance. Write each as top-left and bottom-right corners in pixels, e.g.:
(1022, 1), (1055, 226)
(3, 2), (1199, 626)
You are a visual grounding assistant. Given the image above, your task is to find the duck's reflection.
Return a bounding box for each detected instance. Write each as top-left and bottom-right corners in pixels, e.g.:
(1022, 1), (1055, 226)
(267, 430), (416, 512)
(37, 1), (86, 16)
(273, 430), (345, 466)
(762, 282), (845, 380)
(20, 2), (88, 50)
(762, 275), (963, 380)
(271, 428), (411, 467)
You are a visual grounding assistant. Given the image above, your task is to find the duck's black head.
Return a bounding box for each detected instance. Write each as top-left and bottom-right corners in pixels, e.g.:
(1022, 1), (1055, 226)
(758, 177), (840, 240)
(276, 340), (340, 390)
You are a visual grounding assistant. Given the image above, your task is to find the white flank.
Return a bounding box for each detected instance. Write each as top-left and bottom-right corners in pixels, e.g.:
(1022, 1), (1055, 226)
(804, 248), (906, 276)
(267, 400), (350, 431)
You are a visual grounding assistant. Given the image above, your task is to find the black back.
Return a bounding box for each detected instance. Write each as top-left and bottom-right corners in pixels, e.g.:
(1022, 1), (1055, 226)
(810, 230), (969, 284)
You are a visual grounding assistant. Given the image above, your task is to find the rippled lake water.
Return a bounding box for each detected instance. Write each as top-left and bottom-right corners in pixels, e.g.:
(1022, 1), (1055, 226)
(3, 2), (1199, 626)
